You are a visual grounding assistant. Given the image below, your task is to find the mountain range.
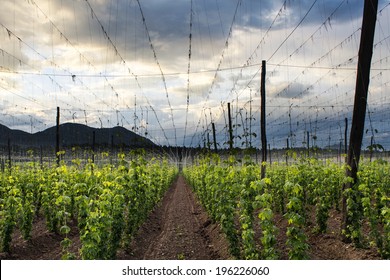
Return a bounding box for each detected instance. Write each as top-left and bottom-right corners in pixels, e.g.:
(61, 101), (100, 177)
(0, 123), (156, 149)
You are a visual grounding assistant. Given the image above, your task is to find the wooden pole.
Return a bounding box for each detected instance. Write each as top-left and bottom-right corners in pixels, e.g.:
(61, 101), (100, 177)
(342, 0), (378, 240)
(212, 122), (217, 152)
(339, 141), (342, 164)
(249, 89), (253, 148)
(227, 102), (233, 150)
(40, 145), (43, 168)
(56, 107), (60, 166)
(369, 135), (374, 161)
(206, 132), (210, 151)
(110, 134), (114, 167)
(260, 60), (267, 179)
(92, 130), (96, 164)
(7, 137), (11, 170)
(268, 143), (272, 165)
(307, 131), (310, 157)
(344, 117), (348, 156)
(286, 138), (289, 165)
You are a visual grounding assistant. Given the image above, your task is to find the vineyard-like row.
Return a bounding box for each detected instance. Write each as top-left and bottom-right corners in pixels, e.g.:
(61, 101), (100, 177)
(0, 152), (177, 259)
(184, 155), (390, 259)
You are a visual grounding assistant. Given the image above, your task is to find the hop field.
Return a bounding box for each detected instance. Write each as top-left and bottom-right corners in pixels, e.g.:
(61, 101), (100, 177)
(1, 150), (389, 260)
(0, 151), (178, 259)
(184, 155), (390, 259)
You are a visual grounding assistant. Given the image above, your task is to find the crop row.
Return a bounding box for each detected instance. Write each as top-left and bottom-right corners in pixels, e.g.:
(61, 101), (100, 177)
(0, 152), (178, 259)
(184, 155), (390, 259)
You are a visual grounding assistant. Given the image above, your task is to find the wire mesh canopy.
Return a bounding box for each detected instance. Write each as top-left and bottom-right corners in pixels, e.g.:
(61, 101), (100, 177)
(0, 0), (390, 150)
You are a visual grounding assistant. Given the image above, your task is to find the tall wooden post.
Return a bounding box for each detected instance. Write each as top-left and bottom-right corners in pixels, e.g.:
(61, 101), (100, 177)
(344, 117), (348, 156)
(7, 137), (11, 170)
(56, 107), (60, 166)
(369, 135), (374, 161)
(92, 130), (96, 164)
(268, 143), (272, 165)
(339, 141), (342, 164)
(212, 122), (218, 152)
(342, 0), (378, 240)
(286, 138), (289, 165)
(307, 131), (310, 157)
(260, 60), (267, 179)
(206, 132), (210, 151)
(40, 145), (43, 168)
(110, 134), (114, 166)
(227, 102), (233, 150)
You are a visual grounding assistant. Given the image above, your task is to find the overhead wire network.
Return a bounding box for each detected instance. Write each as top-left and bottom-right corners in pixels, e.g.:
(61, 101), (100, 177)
(183, 0), (194, 147)
(199, 0), (390, 149)
(189, 0), (243, 147)
(0, 0), (390, 150)
(264, 0), (390, 148)
(1, 1), (128, 129)
(24, 0), (173, 146)
(135, 0), (178, 147)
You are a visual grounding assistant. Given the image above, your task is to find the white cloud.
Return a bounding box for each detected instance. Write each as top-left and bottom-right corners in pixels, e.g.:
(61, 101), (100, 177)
(0, 0), (389, 148)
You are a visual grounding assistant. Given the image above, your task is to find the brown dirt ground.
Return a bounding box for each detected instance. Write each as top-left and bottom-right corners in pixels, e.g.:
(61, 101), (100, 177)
(270, 208), (380, 260)
(117, 175), (231, 260)
(0, 175), (382, 260)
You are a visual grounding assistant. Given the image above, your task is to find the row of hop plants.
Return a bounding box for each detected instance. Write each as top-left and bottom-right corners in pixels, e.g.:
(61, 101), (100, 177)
(184, 154), (390, 259)
(0, 151), (178, 259)
(353, 160), (390, 257)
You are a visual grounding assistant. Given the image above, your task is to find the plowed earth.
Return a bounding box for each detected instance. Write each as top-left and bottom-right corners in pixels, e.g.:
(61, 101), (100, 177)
(0, 175), (380, 260)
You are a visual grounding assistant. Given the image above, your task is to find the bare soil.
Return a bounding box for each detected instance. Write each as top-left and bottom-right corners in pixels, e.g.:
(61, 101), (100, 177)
(0, 175), (381, 260)
(271, 208), (380, 260)
(117, 175), (231, 260)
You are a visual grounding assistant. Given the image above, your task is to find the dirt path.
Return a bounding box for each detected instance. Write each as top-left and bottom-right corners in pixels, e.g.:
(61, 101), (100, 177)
(119, 175), (231, 260)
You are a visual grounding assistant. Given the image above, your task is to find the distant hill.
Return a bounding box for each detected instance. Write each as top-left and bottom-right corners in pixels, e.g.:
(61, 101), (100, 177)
(0, 123), (156, 149)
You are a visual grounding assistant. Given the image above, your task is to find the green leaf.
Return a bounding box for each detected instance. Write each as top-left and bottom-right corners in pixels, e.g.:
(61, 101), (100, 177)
(60, 225), (71, 235)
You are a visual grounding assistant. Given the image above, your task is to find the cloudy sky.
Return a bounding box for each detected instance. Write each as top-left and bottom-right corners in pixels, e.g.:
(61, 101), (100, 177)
(1, 0), (390, 149)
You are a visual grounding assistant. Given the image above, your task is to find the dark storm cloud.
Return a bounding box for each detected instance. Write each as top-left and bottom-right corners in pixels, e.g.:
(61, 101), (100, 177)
(23, 0), (370, 66)
(275, 82), (313, 99)
(246, 0), (365, 30)
(72, 0), (267, 51)
(284, 0), (364, 26)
